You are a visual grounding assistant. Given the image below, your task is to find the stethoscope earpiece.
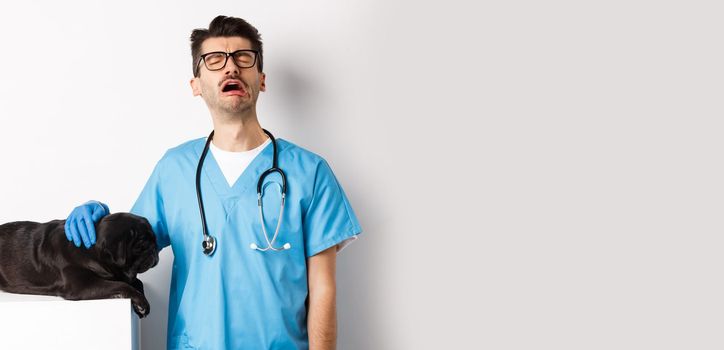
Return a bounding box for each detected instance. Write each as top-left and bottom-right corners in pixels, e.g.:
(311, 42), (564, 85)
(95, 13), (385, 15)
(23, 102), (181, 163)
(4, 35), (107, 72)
(250, 242), (291, 251)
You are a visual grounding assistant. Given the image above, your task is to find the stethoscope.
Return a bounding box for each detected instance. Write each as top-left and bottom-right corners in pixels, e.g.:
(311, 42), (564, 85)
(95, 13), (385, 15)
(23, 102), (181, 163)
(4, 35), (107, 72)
(196, 129), (290, 256)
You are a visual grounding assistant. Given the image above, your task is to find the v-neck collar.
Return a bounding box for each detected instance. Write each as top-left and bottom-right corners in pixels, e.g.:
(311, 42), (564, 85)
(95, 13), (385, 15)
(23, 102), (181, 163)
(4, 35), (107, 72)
(194, 137), (276, 209)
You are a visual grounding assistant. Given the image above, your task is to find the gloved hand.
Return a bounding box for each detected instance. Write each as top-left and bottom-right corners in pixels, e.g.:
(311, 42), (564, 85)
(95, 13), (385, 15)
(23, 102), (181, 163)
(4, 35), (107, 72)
(64, 200), (110, 248)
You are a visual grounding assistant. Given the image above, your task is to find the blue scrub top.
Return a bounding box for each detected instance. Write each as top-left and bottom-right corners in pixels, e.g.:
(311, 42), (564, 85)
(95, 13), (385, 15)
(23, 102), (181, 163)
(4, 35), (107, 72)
(130, 137), (362, 350)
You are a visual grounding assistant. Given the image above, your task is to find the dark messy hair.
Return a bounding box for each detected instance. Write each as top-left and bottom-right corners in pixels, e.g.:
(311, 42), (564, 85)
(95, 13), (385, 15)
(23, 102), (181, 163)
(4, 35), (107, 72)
(190, 15), (264, 76)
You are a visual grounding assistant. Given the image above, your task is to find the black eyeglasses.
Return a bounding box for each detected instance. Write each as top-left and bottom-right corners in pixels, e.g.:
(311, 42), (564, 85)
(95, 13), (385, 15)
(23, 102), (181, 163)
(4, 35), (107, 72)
(195, 49), (259, 76)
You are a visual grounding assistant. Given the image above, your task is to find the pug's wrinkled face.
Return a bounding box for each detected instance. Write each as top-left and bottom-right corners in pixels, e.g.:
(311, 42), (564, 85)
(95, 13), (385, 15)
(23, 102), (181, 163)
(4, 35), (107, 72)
(95, 213), (160, 279)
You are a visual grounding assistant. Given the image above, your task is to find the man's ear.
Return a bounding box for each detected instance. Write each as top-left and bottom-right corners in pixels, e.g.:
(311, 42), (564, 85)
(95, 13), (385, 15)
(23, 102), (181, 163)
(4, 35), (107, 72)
(260, 72), (266, 92)
(190, 77), (202, 96)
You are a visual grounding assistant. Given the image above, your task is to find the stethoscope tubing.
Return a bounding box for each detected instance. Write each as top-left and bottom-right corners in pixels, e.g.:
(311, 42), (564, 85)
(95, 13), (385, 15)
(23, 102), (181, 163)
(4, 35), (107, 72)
(196, 129), (289, 256)
(196, 131), (215, 255)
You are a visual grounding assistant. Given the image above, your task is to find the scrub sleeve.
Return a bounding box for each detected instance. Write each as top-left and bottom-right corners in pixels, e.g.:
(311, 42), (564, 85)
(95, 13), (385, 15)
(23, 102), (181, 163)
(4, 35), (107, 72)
(303, 159), (362, 257)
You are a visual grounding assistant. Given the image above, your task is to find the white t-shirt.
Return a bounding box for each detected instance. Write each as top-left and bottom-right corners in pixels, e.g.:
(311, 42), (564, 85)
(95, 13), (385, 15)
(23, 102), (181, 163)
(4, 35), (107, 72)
(209, 138), (271, 187)
(209, 138), (357, 253)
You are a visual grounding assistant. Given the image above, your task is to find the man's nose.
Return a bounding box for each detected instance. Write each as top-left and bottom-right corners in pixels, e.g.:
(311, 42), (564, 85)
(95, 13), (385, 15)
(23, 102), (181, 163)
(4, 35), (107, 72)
(224, 58), (240, 75)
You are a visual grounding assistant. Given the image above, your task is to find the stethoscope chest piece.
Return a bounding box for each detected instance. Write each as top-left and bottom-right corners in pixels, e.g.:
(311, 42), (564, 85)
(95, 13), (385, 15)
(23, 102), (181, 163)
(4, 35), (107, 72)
(202, 235), (217, 256)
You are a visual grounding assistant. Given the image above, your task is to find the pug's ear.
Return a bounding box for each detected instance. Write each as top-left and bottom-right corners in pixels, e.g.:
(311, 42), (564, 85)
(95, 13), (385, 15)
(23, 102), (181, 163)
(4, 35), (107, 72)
(100, 243), (126, 267)
(98, 229), (131, 268)
(100, 247), (116, 266)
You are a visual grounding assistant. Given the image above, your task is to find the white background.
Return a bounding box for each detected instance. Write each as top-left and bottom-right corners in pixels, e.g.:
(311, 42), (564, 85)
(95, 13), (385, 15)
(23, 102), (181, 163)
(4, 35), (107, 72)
(0, 1), (722, 349)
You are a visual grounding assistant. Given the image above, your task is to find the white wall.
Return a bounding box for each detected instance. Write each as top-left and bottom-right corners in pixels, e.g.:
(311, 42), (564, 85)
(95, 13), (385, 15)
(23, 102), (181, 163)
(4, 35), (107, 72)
(0, 1), (722, 349)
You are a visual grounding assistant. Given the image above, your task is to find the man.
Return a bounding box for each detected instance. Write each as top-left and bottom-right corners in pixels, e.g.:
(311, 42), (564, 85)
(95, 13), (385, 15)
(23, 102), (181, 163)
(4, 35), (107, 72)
(65, 15), (361, 350)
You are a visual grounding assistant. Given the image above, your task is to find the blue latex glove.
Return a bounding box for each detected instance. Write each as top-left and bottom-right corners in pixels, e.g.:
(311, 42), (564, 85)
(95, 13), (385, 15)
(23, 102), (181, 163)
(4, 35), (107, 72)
(64, 200), (110, 248)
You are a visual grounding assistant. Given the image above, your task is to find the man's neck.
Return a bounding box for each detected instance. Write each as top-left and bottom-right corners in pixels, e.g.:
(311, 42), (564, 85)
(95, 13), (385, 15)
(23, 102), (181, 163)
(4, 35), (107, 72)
(210, 111), (269, 152)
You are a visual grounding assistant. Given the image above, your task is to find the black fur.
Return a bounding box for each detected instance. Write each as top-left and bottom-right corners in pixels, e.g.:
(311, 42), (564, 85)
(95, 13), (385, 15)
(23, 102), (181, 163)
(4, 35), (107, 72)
(0, 212), (159, 317)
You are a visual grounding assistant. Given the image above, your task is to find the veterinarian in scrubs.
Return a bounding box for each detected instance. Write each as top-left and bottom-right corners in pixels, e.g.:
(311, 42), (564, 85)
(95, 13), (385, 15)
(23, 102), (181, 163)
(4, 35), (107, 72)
(65, 15), (361, 350)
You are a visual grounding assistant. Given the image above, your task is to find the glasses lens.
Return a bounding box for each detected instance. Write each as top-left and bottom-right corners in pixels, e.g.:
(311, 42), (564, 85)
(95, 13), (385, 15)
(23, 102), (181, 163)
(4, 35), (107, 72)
(233, 51), (256, 68)
(204, 53), (227, 70)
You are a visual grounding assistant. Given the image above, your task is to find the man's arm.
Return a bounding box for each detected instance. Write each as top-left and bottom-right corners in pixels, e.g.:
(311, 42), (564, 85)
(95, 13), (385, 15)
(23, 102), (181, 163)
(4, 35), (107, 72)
(307, 245), (338, 350)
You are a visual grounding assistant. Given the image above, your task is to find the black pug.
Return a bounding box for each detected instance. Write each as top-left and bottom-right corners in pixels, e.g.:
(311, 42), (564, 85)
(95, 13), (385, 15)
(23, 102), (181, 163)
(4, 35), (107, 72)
(0, 212), (159, 317)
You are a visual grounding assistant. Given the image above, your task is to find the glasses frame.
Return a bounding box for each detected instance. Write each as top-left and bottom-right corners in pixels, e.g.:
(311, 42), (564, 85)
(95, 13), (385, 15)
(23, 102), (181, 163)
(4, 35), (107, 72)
(195, 49), (259, 76)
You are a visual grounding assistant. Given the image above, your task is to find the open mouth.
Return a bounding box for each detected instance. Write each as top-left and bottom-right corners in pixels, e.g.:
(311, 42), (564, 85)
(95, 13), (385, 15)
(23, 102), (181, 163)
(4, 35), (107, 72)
(221, 80), (247, 95)
(222, 82), (241, 92)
